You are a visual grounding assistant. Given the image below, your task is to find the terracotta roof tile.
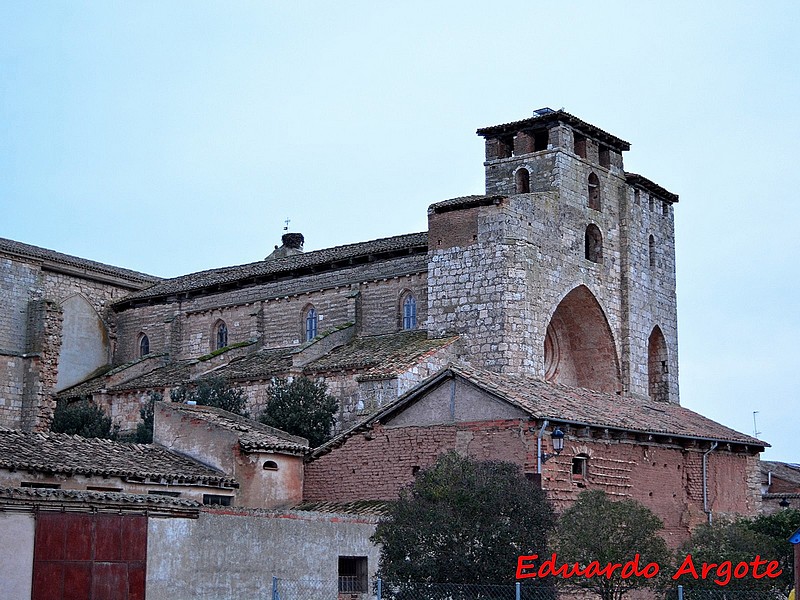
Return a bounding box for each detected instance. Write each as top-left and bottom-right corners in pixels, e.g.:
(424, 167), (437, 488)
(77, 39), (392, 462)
(0, 486), (201, 510)
(293, 499), (391, 516)
(116, 232), (428, 306)
(162, 403), (309, 453)
(0, 429), (237, 487)
(304, 331), (457, 378)
(428, 195), (506, 214)
(476, 109), (631, 151)
(211, 348), (294, 381)
(311, 364), (765, 458)
(0, 237), (158, 286)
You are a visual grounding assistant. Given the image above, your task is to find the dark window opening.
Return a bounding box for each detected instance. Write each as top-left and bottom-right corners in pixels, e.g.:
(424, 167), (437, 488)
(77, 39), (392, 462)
(338, 556), (368, 593)
(648, 235), (656, 269)
(496, 136), (513, 159)
(149, 490), (181, 497)
(599, 146), (610, 168)
(649, 195), (655, 212)
(634, 189), (640, 205)
(139, 333), (150, 358)
(87, 485), (123, 492)
(402, 294), (417, 330)
(533, 129), (548, 151)
(572, 454), (589, 479)
(304, 306), (318, 341)
(412, 465), (421, 476)
(215, 321), (228, 350)
(662, 201), (669, 216)
(263, 460), (279, 471)
(21, 482), (60, 489)
(574, 133), (587, 158)
(203, 494), (232, 506)
(585, 224), (603, 263)
(515, 168), (530, 194)
(588, 173), (601, 211)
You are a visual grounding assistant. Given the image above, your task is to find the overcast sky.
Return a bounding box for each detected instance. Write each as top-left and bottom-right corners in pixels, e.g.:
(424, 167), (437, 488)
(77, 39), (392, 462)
(2, 2), (798, 462)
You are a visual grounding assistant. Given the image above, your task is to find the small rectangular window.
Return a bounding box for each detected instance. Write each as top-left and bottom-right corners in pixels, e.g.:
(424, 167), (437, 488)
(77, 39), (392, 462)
(21, 482), (61, 489)
(203, 494), (232, 506)
(599, 146), (611, 168)
(149, 490), (181, 497)
(574, 133), (587, 158)
(533, 130), (548, 151)
(338, 556), (368, 593)
(87, 486), (123, 492)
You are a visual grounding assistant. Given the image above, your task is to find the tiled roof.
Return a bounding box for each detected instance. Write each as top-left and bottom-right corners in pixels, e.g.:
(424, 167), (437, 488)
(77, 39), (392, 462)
(304, 331), (458, 378)
(0, 237), (158, 287)
(0, 486), (202, 511)
(115, 232), (429, 307)
(762, 461), (800, 486)
(476, 109), (631, 151)
(162, 403), (309, 454)
(0, 429), (237, 487)
(428, 195), (506, 214)
(211, 348), (294, 382)
(311, 363), (765, 458)
(625, 173), (679, 203)
(293, 499), (392, 516)
(59, 361), (195, 399)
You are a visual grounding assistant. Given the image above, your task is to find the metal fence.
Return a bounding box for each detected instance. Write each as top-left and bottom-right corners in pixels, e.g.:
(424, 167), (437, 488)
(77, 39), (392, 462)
(272, 578), (790, 600)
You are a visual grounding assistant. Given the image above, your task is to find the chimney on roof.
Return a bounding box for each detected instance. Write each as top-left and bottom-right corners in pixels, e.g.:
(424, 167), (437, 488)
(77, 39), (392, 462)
(265, 233), (305, 260)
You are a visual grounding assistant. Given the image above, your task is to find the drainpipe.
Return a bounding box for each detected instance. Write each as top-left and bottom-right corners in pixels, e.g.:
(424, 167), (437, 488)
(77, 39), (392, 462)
(702, 442), (718, 524)
(537, 420), (549, 474)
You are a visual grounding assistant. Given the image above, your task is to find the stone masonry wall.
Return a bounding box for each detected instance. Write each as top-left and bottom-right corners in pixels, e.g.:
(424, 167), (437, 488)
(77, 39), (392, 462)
(114, 257), (427, 364)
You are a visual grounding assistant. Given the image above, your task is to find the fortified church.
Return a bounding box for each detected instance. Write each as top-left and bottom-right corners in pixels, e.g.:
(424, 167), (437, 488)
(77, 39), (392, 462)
(0, 108), (765, 580)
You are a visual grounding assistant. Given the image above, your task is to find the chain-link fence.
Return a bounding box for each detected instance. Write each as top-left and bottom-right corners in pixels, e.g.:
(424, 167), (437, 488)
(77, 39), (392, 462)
(272, 578), (790, 600)
(273, 577), (339, 600)
(676, 587), (789, 600)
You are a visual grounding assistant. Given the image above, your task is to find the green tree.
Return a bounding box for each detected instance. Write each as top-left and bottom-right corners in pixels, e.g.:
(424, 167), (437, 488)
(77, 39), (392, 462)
(677, 510), (800, 594)
(259, 376), (337, 448)
(554, 490), (672, 600)
(170, 376), (248, 416)
(371, 452), (556, 587)
(50, 398), (116, 439)
(133, 391), (161, 443)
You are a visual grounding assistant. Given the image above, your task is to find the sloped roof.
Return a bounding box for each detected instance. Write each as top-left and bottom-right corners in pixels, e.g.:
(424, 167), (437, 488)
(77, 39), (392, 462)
(0, 429), (237, 487)
(0, 486), (201, 513)
(625, 173), (679, 203)
(161, 403), (309, 454)
(476, 109), (631, 151)
(210, 348), (294, 381)
(0, 237), (158, 288)
(115, 232), (429, 308)
(762, 461), (800, 486)
(311, 363), (766, 458)
(293, 499), (391, 516)
(304, 331), (458, 378)
(428, 195), (506, 214)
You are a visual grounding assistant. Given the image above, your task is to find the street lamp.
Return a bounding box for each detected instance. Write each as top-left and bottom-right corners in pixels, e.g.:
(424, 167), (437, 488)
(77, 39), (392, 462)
(541, 427), (565, 463)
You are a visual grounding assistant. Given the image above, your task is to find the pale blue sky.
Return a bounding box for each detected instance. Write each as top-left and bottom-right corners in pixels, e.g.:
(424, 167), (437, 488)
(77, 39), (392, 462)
(2, 2), (798, 461)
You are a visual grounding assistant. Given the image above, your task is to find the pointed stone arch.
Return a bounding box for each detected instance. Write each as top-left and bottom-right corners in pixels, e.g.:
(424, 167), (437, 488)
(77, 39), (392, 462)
(543, 285), (621, 393)
(55, 294), (110, 392)
(648, 326), (669, 402)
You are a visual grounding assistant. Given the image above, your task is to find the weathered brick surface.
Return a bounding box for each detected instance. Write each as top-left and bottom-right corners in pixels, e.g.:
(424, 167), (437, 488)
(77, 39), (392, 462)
(305, 420), (760, 545)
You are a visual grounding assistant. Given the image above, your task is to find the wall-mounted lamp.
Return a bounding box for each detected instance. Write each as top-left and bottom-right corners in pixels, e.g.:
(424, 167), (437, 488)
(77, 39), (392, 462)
(541, 428), (565, 464)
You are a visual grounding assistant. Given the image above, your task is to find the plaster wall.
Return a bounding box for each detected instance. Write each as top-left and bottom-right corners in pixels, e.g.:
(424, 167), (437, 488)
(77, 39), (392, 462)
(0, 512), (35, 600)
(146, 508), (380, 600)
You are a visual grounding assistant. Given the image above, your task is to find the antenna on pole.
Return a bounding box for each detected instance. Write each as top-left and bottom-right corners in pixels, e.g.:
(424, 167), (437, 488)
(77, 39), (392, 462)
(283, 218), (291, 231)
(752, 411), (761, 438)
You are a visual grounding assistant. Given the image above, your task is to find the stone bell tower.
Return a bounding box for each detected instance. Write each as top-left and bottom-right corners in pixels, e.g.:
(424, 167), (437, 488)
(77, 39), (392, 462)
(427, 108), (680, 403)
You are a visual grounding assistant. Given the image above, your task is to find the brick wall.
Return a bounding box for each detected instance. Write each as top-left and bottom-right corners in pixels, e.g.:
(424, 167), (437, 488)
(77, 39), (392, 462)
(304, 420), (760, 545)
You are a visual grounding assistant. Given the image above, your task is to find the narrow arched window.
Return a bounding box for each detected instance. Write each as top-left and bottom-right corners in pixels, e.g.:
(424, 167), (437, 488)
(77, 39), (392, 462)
(515, 168), (530, 194)
(648, 235), (656, 269)
(402, 294), (417, 330)
(214, 321), (228, 350)
(304, 306), (318, 341)
(138, 334), (150, 358)
(585, 224), (603, 263)
(588, 173), (601, 211)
